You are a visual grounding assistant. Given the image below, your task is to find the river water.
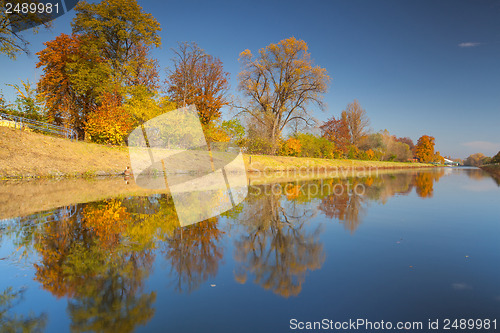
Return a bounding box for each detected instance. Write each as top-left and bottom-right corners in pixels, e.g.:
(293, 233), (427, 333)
(0, 167), (499, 332)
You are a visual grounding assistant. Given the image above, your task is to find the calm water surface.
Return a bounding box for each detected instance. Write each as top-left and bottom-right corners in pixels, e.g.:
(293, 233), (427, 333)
(0, 168), (499, 332)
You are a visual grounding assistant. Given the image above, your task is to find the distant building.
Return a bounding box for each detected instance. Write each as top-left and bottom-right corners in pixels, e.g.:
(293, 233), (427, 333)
(444, 158), (459, 166)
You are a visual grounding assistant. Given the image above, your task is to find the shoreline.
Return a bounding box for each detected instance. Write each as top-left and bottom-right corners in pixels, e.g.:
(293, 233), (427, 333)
(0, 167), (440, 220)
(0, 161), (436, 180)
(0, 126), (435, 180)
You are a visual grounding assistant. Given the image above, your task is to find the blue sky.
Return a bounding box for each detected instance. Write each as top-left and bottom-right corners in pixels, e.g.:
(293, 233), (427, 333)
(1, 0), (499, 158)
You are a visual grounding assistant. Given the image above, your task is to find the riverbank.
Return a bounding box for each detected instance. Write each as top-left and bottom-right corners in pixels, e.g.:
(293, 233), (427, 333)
(480, 164), (500, 184)
(0, 126), (434, 179)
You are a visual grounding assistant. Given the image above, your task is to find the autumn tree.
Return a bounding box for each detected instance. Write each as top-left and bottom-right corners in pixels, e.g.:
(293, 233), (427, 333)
(0, 90), (10, 113)
(85, 91), (135, 144)
(167, 42), (230, 125)
(28, 200), (159, 332)
(342, 100), (370, 147)
(320, 114), (351, 154)
(36, 33), (105, 137)
(396, 136), (415, 156)
(415, 135), (435, 163)
(238, 37), (330, 152)
(71, 0), (161, 87)
(378, 130), (412, 162)
(463, 153), (491, 166)
(37, 0), (161, 139)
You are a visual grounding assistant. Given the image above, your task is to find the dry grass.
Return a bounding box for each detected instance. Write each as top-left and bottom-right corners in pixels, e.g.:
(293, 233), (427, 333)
(0, 127), (129, 178)
(243, 154), (434, 172)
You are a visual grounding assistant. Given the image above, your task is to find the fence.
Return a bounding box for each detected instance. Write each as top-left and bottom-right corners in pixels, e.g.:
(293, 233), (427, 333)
(0, 112), (77, 141)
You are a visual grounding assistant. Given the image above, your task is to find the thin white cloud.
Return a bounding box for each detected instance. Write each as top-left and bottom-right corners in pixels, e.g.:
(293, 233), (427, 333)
(452, 283), (471, 290)
(458, 42), (481, 48)
(462, 141), (500, 154)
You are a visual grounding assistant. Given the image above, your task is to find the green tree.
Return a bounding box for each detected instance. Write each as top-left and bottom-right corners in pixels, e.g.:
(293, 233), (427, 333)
(6, 79), (46, 121)
(221, 118), (245, 145)
(490, 151), (500, 164)
(293, 133), (337, 158)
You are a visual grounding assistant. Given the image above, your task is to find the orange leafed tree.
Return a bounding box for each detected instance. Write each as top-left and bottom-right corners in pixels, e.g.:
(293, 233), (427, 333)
(167, 42), (230, 125)
(280, 137), (302, 157)
(36, 33), (106, 138)
(415, 135), (435, 163)
(85, 91), (135, 144)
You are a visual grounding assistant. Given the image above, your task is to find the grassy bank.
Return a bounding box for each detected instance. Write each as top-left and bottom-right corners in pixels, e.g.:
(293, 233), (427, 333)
(0, 126), (434, 179)
(0, 126), (129, 178)
(245, 154), (433, 172)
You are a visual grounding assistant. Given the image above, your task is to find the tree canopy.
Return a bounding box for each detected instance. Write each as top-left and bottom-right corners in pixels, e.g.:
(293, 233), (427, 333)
(238, 37), (330, 152)
(167, 42), (230, 125)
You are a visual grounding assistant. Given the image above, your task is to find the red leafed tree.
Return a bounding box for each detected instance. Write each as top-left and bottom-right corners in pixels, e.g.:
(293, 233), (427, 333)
(396, 136), (415, 156)
(320, 115), (351, 154)
(166, 42), (230, 125)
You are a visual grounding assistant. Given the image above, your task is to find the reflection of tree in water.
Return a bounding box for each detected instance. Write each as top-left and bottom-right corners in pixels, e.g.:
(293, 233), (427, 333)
(25, 198), (169, 333)
(363, 173), (415, 203)
(462, 167), (489, 181)
(414, 169), (445, 198)
(318, 180), (366, 234)
(489, 173), (500, 186)
(0, 287), (47, 332)
(161, 218), (224, 294)
(232, 185), (325, 298)
(318, 172), (443, 233)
